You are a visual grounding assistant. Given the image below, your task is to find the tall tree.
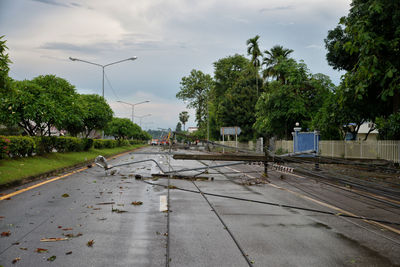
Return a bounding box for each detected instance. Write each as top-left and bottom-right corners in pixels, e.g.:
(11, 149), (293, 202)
(246, 35), (262, 96)
(217, 64), (259, 141)
(0, 77), (80, 136)
(175, 122), (182, 132)
(0, 36), (11, 93)
(210, 54), (250, 139)
(326, 0), (400, 115)
(79, 94), (113, 137)
(254, 59), (331, 139)
(262, 45), (294, 83)
(31, 75), (78, 136)
(178, 111), (189, 131)
(176, 70), (213, 127)
(105, 117), (141, 140)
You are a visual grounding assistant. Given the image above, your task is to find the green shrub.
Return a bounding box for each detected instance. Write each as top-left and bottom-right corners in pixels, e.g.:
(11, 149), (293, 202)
(34, 136), (57, 155)
(0, 136), (11, 159)
(82, 138), (93, 151)
(54, 137), (83, 152)
(7, 136), (36, 157)
(93, 139), (118, 149)
(117, 139), (130, 146)
(129, 139), (144, 145)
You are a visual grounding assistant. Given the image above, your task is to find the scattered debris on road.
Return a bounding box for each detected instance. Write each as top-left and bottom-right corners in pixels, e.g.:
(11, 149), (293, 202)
(12, 257), (21, 264)
(35, 248), (48, 253)
(87, 240), (94, 247)
(1, 231), (11, 237)
(47, 255), (56, 261)
(40, 237), (68, 242)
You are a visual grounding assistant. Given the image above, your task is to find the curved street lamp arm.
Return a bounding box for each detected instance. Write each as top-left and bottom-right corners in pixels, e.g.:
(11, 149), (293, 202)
(104, 57), (137, 68)
(69, 57), (103, 67)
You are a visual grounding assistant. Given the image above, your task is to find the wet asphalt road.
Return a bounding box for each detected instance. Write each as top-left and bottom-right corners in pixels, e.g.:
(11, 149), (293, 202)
(0, 145), (399, 266)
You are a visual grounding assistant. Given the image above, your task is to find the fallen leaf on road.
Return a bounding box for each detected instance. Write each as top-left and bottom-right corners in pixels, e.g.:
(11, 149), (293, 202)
(116, 204), (124, 206)
(0, 216), (4, 219)
(62, 228), (73, 231)
(131, 201), (143, 206)
(87, 240), (94, 247)
(47, 255), (56, 261)
(40, 237), (68, 242)
(93, 208), (101, 210)
(12, 242), (20, 245)
(66, 251), (72, 255)
(12, 257), (21, 264)
(63, 233), (82, 238)
(35, 248), (48, 253)
(57, 226), (62, 229)
(86, 206), (93, 209)
(19, 247), (27, 250)
(111, 207), (127, 213)
(1, 231), (11, 237)
(96, 202), (115, 205)
(61, 193), (69, 198)
(168, 185), (177, 189)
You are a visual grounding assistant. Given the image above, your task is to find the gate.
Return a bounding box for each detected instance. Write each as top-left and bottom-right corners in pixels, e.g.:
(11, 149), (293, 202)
(293, 128), (320, 156)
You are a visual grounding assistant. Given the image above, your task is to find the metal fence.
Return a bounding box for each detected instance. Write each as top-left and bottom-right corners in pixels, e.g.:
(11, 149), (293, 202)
(274, 140), (400, 163)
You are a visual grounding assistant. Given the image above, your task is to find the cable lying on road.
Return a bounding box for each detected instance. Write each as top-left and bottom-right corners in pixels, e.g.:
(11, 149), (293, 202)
(140, 179), (400, 227)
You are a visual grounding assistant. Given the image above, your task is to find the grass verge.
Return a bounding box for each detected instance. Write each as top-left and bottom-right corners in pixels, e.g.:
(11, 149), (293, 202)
(0, 144), (146, 186)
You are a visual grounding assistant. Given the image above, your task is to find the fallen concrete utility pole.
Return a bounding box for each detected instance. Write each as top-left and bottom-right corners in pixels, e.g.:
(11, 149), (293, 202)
(173, 153), (269, 162)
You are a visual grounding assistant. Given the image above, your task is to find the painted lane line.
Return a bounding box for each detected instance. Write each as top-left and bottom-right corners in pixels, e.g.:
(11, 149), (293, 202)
(160, 195), (168, 212)
(226, 165), (400, 236)
(0, 167), (88, 201)
(0, 149), (137, 201)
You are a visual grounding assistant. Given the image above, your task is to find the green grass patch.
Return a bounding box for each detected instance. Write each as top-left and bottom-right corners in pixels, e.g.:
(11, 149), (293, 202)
(0, 144), (146, 186)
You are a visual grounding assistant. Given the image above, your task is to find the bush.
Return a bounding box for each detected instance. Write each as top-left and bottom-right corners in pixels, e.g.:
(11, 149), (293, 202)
(34, 136), (57, 155)
(93, 139), (118, 149)
(54, 137), (85, 152)
(82, 138), (94, 151)
(0, 136), (11, 159)
(0, 135), (134, 160)
(117, 139), (130, 146)
(7, 136), (36, 157)
(129, 140), (144, 145)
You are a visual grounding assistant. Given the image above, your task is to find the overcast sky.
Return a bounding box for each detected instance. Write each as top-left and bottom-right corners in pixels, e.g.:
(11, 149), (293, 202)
(0, 0), (350, 130)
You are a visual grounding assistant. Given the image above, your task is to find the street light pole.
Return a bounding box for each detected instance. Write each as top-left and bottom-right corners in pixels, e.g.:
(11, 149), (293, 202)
(135, 114), (152, 128)
(69, 56), (137, 98)
(117, 100), (150, 123)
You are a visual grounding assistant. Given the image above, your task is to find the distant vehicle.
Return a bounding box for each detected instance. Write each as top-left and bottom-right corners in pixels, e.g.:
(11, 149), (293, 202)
(160, 139), (169, 145)
(151, 139), (159, 145)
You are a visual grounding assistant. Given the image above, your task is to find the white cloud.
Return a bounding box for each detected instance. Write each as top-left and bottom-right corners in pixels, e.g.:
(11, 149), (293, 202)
(1, 0), (351, 129)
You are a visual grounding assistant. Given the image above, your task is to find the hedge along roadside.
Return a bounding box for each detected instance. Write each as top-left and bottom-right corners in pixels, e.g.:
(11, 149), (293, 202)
(0, 135), (147, 159)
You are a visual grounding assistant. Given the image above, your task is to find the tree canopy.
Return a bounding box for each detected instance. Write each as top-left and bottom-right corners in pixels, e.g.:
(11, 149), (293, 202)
(105, 117), (142, 140)
(176, 70), (213, 127)
(325, 0), (400, 138)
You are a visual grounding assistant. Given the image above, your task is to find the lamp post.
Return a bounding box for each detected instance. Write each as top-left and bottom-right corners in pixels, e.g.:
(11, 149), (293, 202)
(135, 114), (152, 128)
(69, 56), (137, 98)
(117, 100), (150, 123)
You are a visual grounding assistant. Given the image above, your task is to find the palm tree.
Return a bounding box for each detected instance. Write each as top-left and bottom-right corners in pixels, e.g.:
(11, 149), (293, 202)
(262, 45), (293, 83)
(246, 35), (262, 96)
(179, 111), (189, 131)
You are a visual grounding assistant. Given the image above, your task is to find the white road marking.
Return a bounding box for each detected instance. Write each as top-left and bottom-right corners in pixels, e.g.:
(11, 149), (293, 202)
(160, 195), (168, 212)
